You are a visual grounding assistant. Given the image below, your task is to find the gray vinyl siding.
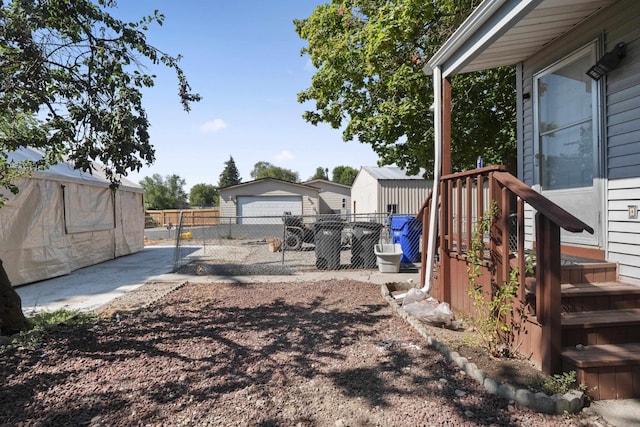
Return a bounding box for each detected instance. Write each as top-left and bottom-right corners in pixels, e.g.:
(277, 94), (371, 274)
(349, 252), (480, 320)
(521, 0), (640, 283)
(608, 177), (640, 284)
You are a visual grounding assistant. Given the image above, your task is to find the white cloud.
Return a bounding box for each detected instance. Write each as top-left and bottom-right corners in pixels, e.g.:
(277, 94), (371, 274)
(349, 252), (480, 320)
(275, 150), (294, 162)
(199, 118), (228, 133)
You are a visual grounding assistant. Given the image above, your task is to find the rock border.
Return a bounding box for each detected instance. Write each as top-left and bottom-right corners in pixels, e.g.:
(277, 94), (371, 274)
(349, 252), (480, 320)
(94, 281), (189, 317)
(380, 283), (585, 415)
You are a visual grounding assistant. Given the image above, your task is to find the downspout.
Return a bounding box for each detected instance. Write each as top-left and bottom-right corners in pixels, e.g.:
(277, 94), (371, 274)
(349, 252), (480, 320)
(421, 65), (443, 294)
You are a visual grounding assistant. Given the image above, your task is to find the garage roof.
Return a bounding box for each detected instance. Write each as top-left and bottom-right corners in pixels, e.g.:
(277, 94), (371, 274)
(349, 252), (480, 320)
(219, 177), (320, 193)
(363, 166), (426, 180)
(303, 179), (351, 190)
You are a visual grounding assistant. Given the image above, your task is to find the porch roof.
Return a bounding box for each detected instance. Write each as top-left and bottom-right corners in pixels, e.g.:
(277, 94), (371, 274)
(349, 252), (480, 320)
(424, 0), (615, 77)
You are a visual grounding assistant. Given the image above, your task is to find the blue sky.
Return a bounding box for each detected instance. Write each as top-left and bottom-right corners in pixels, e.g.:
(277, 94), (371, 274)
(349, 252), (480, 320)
(113, 1), (381, 191)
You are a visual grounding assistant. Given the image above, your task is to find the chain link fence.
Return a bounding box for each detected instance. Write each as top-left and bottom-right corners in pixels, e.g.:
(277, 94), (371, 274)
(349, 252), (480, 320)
(170, 212), (423, 275)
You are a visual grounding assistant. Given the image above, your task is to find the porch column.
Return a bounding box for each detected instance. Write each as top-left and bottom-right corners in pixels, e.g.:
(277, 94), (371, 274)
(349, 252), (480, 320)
(423, 66), (443, 295)
(442, 77), (452, 175)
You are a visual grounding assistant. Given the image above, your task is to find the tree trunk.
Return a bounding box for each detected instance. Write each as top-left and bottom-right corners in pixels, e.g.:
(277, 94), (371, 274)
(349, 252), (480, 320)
(0, 258), (29, 334)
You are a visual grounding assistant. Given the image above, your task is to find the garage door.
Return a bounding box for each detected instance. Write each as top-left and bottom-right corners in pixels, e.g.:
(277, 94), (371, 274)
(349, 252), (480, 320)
(237, 196), (302, 224)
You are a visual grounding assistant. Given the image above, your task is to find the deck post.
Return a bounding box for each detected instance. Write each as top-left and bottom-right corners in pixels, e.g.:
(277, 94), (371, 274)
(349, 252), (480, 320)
(536, 213), (562, 374)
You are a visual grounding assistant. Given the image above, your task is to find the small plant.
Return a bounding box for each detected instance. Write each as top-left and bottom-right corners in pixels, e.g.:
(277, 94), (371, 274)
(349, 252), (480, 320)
(1, 309), (94, 353)
(529, 371), (582, 395)
(466, 202), (520, 358)
(525, 251), (536, 276)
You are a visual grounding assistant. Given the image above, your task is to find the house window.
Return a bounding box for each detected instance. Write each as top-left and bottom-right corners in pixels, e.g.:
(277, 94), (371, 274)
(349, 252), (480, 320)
(534, 43), (599, 191)
(387, 204), (397, 214)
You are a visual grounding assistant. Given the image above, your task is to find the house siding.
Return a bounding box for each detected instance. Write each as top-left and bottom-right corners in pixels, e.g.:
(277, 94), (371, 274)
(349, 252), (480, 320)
(608, 177), (640, 284)
(521, 0), (640, 282)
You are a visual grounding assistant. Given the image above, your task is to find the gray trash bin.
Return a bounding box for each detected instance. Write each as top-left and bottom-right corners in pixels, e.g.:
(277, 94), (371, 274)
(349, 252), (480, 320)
(351, 222), (383, 269)
(314, 220), (344, 270)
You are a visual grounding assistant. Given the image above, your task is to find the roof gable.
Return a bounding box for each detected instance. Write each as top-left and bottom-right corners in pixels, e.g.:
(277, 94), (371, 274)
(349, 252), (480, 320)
(219, 177), (320, 193)
(303, 179), (351, 190)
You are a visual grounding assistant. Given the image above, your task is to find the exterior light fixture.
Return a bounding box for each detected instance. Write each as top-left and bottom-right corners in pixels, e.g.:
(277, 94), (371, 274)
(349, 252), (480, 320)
(586, 42), (626, 80)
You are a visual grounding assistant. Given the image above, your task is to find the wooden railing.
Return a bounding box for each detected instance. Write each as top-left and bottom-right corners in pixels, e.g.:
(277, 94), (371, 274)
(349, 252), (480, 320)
(425, 165), (593, 373)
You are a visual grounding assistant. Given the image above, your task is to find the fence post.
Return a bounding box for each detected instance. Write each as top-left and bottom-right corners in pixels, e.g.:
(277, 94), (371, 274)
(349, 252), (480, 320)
(173, 211), (184, 272)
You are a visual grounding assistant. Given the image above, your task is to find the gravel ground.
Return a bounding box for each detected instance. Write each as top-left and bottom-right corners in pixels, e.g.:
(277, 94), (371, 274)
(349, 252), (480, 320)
(0, 280), (611, 426)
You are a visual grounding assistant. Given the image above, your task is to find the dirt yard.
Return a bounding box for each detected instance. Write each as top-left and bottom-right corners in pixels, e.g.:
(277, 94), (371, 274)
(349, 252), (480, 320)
(0, 280), (611, 426)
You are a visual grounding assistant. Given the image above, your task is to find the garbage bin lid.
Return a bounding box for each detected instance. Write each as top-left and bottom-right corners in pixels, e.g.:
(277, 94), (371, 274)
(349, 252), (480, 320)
(352, 221), (383, 230)
(390, 215), (419, 229)
(314, 220), (345, 229)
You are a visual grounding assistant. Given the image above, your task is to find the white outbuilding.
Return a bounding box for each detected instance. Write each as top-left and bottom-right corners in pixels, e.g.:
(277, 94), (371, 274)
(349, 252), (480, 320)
(350, 166), (432, 216)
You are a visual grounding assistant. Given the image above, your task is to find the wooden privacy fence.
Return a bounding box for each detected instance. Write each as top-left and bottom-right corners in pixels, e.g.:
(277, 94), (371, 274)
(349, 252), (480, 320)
(145, 209), (221, 228)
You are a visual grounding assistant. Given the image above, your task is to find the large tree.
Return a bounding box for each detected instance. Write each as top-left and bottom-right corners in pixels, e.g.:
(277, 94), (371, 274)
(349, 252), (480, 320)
(309, 166), (329, 181)
(218, 156), (241, 188)
(332, 165), (358, 186)
(140, 174), (188, 210)
(0, 0), (199, 333)
(294, 0), (516, 176)
(189, 183), (218, 207)
(250, 161), (299, 182)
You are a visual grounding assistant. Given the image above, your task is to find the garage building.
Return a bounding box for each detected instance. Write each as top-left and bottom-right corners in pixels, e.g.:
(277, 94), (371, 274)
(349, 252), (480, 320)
(219, 178), (321, 224)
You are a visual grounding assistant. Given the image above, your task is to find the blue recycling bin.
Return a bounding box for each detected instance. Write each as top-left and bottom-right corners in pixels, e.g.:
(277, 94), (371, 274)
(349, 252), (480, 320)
(390, 215), (422, 263)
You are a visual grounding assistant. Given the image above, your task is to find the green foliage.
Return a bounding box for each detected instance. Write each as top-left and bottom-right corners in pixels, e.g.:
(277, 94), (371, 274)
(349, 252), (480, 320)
(1, 309), (94, 353)
(295, 1), (516, 176)
(218, 156), (242, 188)
(189, 183), (218, 207)
(309, 166), (329, 181)
(140, 174), (188, 209)
(0, 0), (200, 200)
(466, 202), (520, 357)
(331, 165), (358, 186)
(530, 371), (581, 396)
(250, 161), (299, 182)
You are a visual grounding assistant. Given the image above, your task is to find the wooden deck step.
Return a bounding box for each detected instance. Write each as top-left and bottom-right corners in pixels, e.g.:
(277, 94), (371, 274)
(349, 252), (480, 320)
(560, 261), (617, 284)
(561, 344), (640, 400)
(561, 281), (640, 296)
(562, 308), (640, 328)
(561, 343), (640, 368)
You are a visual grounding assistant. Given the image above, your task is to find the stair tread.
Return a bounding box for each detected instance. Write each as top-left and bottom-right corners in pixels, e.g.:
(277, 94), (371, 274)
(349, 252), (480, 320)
(561, 282), (640, 295)
(562, 308), (640, 327)
(561, 343), (640, 368)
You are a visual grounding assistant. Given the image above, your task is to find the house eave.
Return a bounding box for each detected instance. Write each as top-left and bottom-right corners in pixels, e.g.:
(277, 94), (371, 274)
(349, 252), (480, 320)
(423, 0), (508, 76)
(423, 0), (615, 77)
